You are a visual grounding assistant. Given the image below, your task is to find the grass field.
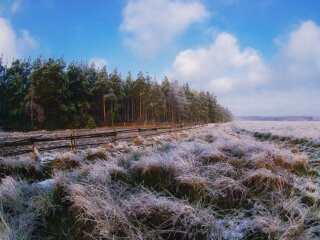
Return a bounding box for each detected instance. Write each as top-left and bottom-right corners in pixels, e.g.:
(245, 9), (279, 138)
(1, 122), (320, 239)
(235, 121), (320, 142)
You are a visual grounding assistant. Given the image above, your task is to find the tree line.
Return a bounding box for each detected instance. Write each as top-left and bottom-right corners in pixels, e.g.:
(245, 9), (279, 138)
(0, 57), (232, 131)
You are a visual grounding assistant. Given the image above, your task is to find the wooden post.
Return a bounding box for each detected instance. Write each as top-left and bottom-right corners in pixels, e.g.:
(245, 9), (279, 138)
(112, 129), (117, 142)
(73, 131), (76, 150)
(32, 141), (40, 160)
(70, 131), (76, 151)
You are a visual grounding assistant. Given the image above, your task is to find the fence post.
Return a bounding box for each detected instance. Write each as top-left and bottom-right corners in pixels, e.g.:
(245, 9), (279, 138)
(73, 131), (76, 150)
(32, 141), (40, 160)
(112, 129), (117, 142)
(70, 131), (76, 151)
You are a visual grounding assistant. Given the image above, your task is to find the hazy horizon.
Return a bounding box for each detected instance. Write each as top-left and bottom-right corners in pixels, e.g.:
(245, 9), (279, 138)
(1, 0), (320, 116)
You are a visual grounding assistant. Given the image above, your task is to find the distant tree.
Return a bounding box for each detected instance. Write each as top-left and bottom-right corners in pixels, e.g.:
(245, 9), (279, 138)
(67, 62), (90, 128)
(0, 56), (232, 131)
(90, 66), (108, 125)
(107, 69), (125, 126)
(150, 81), (166, 124)
(0, 57), (6, 127)
(134, 72), (145, 123)
(24, 83), (44, 129)
(2, 59), (32, 129)
(142, 73), (152, 124)
(124, 71), (134, 123)
(30, 58), (68, 129)
(86, 116), (96, 129)
(161, 76), (171, 123)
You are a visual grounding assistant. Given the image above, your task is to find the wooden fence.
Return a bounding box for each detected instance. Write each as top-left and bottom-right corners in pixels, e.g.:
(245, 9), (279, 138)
(0, 124), (204, 157)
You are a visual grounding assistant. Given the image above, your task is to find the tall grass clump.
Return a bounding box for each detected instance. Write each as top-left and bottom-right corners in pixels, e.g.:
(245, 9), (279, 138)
(0, 156), (42, 180)
(122, 192), (219, 240)
(242, 169), (290, 193)
(130, 155), (178, 190)
(0, 176), (59, 239)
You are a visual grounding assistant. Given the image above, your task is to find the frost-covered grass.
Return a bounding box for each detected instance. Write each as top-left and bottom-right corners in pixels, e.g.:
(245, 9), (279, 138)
(235, 120), (320, 141)
(0, 124), (320, 239)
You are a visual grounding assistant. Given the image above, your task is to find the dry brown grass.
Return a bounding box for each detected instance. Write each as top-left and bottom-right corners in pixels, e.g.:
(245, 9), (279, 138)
(122, 192), (218, 240)
(46, 152), (80, 170)
(0, 156), (41, 179)
(305, 182), (317, 192)
(250, 150), (308, 173)
(0, 176), (60, 239)
(66, 181), (218, 239)
(210, 177), (248, 208)
(202, 152), (228, 164)
(132, 136), (144, 146)
(148, 137), (163, 146)
(1, 123), (320, 239)
(67, 183), (132, 239)
(254, 199), (307, 240)
(291, 147), (300, 153)
(250, 152), (276, 170)
(85, 148), (107, 161)
(0, 176), (24, 213)
(301, 192), (320, 207)
(297, 181), (320, 207)
(242, 169), (289, 193)
(175, 174), (208, 201)
(202, 134), (216, 143)
(131, 157), (178, 189)
(74, 161), (128, 186)
(205, 162), (238, 179)
(273, 153), (307, 172)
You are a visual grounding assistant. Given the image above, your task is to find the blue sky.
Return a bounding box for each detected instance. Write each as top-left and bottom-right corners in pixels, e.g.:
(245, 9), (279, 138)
(1, 0), (320, 116)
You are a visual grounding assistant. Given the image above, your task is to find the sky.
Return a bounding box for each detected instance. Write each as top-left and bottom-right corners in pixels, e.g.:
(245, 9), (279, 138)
(1, 0), (320, 116)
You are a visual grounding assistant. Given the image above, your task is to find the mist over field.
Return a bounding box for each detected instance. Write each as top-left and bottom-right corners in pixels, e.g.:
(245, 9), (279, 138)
(1, 0), (320, 239)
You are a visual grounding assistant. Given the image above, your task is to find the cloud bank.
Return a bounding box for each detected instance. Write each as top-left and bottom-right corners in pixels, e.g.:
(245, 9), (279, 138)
(10, 0), (22, 13)
(89, 57), (108, 70)
(0, 17), (37, 62)
(120, 0), (208, 57)
(171, 20), (320, 115)
(272, 20), (320, 89)
(172, 32), (269, 94)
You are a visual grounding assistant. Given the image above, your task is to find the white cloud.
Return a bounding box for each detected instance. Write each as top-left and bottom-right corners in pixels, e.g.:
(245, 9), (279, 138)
(272, 20), (320, 87)
(171, 32), (269, 94)
(11, 0), (21, 13)
(120, 0), (208, 57)
(20, 29), (37, 49)
(0, 18), (37, 62)
(210, 77), (233, 94)
(89, 57), (108, 70)
(170, 20), (320, 115)
(0, 0), (22, 14)
(0, 18), (19, 60)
